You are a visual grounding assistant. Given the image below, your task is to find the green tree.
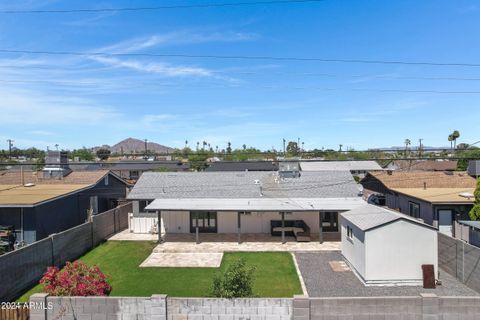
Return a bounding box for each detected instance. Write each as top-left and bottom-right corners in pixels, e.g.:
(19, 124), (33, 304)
(70, 147), (94, 161)
(469, 178), (480, 220)
(211, 258), (256, 298)
(96, 148), (111, 160)
(286, 141), (299, 156)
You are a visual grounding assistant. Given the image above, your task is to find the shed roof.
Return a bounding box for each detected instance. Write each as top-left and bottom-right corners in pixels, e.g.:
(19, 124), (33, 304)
(342, 204), (436, 231)
(362, 171), (476, 189)
(0, 184), (92, 206)
(127, 171), (361, 200)
(145, 197), (365, 212)
(300, 161), (382, 171)
(390, 188), (475, 204)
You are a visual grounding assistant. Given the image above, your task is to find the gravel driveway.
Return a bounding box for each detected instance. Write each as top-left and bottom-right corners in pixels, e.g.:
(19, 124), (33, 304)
(294, 251), (478, 297)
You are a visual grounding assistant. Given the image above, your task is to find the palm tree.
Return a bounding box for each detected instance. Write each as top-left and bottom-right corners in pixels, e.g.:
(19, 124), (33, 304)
(184, 140), (188, 148)
(242, 144), (247, 151)
(448, 134), (453, 150)
(404, 139), (411, 157)
(196, 141), (200, 151)
(452, 130), (460, 150)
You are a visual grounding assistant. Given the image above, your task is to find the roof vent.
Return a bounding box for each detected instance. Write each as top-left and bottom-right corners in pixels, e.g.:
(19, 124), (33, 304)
(459, 192), (474, 199)
(254, 179), (260, 185)
(24, 183), (35, 187)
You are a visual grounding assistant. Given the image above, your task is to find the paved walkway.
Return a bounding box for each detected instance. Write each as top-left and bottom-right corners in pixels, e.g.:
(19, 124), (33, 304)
(109, 229), (158, 241)
(141, 252), (224, 267)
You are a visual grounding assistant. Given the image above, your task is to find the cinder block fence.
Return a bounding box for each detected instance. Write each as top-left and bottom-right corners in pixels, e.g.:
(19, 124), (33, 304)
(30, 293), (480, 320)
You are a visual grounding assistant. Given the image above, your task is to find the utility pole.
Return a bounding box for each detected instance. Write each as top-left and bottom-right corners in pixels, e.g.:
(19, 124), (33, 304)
(283, 138), (286, 157)
(418, 139), (423, 158)
(7, 139), (14, 160)
(144, 139), (148, 158)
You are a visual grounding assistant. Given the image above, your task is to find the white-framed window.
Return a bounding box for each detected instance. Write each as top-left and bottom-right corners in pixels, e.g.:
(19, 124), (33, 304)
(347, 225), (353, 240)
(409, 201), (420, 218)
(104, 174), (109, 186)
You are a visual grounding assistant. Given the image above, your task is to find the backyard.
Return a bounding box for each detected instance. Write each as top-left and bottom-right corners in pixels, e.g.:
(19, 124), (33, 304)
(18, 241), (302, 301)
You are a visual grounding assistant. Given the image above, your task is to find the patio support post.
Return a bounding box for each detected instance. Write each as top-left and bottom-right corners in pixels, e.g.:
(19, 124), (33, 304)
(195, 212), (199, 244)
(281, 212), (286, 244)
(319, 211), (323, 244)
(157, 210), (162, 243)
(237, 211), (241, 244)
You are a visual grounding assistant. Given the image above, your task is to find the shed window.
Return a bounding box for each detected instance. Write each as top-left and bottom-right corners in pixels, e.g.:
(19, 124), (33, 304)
(104, 174), (109, 186)
(347, 225), (353, 240)
(409, 202), (420, 218)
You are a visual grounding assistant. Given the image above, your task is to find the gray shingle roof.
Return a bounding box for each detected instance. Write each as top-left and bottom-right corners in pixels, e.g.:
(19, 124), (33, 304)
(300, 161), (382, 171)
(127, 171), (361, 200)
(342, 204), (435, 231)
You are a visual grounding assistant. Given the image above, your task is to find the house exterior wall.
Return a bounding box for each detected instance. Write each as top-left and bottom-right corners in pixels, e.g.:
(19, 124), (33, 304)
(341, 220), (366, 278)
(386, 192), (434, 224)
(0, 207), (36, 244)
(364, 220), (438, 283)
(132, 210), (338, 235)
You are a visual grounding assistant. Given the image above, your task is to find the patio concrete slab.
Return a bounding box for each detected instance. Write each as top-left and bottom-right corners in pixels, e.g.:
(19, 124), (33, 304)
(141, 252), (223, 267)
(109, 229), (159, 241)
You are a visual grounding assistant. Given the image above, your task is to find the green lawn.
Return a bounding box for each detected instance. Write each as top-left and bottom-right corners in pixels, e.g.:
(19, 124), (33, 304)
(18, 241), (302, 301)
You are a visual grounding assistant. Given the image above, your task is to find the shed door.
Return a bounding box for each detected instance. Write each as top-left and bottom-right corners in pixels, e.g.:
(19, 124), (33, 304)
(438, 209), (453, 236)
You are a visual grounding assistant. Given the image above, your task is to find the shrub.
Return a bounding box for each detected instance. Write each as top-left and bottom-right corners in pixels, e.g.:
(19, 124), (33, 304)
(469, 204), (480, 221)
(211, 258), (256, 298)
(40, 261), (111, 296)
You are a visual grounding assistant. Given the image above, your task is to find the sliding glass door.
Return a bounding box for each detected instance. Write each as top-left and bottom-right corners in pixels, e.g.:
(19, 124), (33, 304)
(190, 211), (218, 233)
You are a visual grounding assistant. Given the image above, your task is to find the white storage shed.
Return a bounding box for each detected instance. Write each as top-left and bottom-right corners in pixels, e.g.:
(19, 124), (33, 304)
(342, 204), (438, 285)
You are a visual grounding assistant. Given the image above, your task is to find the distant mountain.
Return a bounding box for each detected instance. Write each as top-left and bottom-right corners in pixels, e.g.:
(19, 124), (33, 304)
(93, 138), (174, 154)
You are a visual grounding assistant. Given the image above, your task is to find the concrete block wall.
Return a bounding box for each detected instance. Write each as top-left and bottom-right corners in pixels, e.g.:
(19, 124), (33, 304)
(438, 232), (480, 293)
(30, 293), (167, 320)
(30, 294), (480, 320)
(167, 297), (292, 320)
(308, 296), (422, 320)
(0, 238), (53, 302)
(0, 202), (132, 302)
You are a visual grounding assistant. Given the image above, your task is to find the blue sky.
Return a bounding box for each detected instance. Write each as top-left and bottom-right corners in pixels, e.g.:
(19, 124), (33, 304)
(0, 0), (479, 151)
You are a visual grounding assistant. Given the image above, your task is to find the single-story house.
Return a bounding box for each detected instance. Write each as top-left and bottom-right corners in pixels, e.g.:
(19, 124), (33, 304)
(0, 169), (128, 245)
(384, 160), (458, 171)
(342, 204), (438, 285)
(205, 161), (278, 172)
(126, 169), (365, 243)
(454, 220), (480, 248)
(300, 161), (382, 177)
(104, 161), (190, 182)
(361, 171), (476, 236)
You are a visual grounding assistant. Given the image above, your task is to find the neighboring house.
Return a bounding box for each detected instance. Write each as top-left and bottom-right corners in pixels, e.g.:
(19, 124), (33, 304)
(361, 171), (476, 236)
(342, 204), (438, 285)
(454, 220), (480, 248)
(126, 168), (364, 242)
(105, 161), (190, 182)
(205, 161), (278, 172)
(0, 169), (128, 245)
(299, 161), (382, 177)
(385, 160), (458, 171)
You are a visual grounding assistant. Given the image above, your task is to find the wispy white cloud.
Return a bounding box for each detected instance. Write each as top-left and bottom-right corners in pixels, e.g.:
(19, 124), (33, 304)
(97, 31), (258, 53)
(91, 56), (214, 77)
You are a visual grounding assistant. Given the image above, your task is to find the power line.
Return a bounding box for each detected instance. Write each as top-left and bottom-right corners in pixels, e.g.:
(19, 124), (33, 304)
(0, 0), (326, 14)
(1, 78), (480, 94)
(1, 49), (480, 68)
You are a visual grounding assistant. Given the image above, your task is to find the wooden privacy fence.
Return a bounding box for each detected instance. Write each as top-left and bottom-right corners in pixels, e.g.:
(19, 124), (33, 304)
(0, 303), (29, 320)
(0, 202), (132, 302)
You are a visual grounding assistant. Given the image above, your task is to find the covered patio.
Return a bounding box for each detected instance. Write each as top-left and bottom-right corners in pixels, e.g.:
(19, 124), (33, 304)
(144, 197), (364, 245)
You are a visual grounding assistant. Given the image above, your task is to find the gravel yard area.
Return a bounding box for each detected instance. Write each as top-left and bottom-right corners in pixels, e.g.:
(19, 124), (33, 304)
(295, 251), (479, 297)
